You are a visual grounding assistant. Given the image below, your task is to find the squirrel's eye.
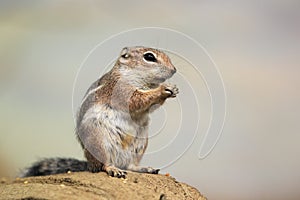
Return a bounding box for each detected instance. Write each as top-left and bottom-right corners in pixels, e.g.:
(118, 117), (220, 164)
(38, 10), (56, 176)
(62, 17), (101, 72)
(143, 52), (157, 62)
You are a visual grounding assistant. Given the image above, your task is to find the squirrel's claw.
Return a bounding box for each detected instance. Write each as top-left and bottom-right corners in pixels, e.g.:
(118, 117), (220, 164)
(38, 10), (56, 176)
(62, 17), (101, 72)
(163, 84), (179, 98)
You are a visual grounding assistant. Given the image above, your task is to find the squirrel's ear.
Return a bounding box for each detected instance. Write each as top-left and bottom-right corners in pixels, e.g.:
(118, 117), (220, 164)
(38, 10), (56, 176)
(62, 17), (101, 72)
(120, 47), (130, 59)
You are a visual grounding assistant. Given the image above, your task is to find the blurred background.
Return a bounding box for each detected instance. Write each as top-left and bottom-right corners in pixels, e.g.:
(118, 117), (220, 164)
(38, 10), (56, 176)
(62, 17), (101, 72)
(0, 0), (299, 199)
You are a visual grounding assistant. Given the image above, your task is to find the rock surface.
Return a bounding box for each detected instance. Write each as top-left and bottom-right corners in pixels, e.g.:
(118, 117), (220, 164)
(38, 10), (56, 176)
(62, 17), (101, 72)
(0, 171), (207, 200)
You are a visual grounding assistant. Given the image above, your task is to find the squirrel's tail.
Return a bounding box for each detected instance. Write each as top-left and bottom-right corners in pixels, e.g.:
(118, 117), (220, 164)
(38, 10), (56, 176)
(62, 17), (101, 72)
(20, 158), (88, 177)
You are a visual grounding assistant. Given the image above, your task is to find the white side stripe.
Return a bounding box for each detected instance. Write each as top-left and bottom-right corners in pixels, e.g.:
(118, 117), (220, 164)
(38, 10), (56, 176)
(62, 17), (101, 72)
(80, 84), (104, 106)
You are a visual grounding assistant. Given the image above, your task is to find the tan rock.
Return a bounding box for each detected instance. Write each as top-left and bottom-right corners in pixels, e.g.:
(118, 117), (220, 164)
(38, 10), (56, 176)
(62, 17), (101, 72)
(0, 171), (207, 200)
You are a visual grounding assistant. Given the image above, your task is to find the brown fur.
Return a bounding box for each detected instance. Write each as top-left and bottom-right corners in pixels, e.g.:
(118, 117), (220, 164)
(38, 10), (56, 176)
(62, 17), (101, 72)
(76, 46), (179, 178)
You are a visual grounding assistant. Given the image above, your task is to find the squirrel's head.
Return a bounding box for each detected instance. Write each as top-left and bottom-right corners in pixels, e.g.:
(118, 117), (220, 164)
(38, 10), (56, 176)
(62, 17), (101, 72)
(116, 46), (177, 86)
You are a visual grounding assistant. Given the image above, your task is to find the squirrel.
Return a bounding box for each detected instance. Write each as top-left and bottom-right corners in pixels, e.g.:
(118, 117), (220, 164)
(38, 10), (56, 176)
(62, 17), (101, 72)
(21, 46), (178, 178)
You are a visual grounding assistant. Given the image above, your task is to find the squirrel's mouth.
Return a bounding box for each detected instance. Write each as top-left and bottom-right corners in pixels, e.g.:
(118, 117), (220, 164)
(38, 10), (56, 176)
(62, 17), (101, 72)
(161, 71), (175, 82)
(155, 77), (167, 83)
(153, 76), (170, 84)
(152, 70), (175, 84)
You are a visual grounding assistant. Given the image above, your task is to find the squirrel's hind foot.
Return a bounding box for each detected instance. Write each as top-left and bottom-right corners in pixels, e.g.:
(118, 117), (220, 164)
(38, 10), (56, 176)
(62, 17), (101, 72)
(139, 166), (160, 174)
(128, 165), (160, 174)
(103, 165), (127, 178)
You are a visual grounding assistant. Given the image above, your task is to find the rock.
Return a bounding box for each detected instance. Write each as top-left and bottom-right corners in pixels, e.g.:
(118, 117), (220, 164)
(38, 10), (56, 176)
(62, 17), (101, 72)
(0, 171), (207, 200)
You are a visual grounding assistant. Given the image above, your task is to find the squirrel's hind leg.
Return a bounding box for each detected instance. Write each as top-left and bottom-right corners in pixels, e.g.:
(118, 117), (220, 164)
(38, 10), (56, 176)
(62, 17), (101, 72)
(85, 150), (127, 178)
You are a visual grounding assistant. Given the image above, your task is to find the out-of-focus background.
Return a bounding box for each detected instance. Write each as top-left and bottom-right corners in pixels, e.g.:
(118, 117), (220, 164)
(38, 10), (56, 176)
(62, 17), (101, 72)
(0, 1), (299, 199)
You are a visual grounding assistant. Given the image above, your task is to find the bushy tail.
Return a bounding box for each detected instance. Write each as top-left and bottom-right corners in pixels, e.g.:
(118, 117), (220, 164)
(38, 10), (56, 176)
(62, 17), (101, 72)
(20, 158), (88, 177)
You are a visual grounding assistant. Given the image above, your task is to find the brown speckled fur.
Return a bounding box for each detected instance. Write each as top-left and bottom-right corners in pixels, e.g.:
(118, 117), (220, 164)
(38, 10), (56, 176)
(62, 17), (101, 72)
(76, 46), (178, 178)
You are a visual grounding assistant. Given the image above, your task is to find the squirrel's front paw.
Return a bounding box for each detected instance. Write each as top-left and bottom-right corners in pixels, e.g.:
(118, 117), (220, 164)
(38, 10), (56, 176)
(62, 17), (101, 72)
(162, 84), (179, 98)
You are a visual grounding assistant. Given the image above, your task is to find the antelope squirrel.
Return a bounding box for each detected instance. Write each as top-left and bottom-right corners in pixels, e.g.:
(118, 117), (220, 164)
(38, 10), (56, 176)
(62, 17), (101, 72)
(21, 46), (178, 178)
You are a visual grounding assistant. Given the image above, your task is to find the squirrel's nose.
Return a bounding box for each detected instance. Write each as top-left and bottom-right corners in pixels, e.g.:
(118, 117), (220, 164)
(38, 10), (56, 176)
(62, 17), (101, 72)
(171, 66), (177, 74)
